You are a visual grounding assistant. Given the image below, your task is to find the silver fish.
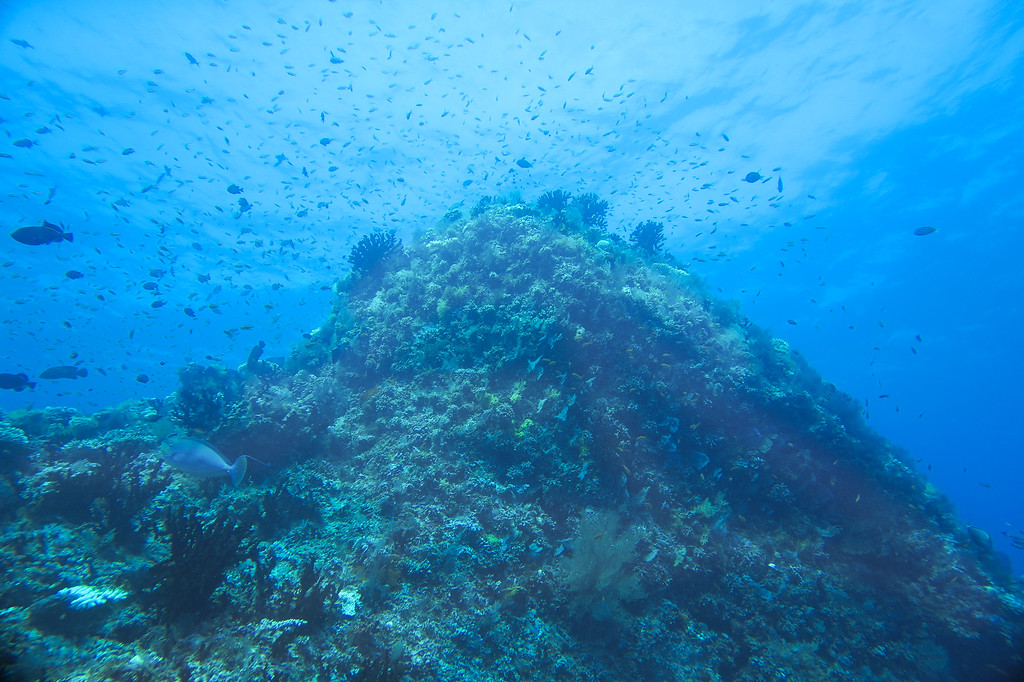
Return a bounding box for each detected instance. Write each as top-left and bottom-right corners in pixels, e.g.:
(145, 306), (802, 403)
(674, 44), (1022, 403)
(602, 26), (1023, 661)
(162, 438), (258, 487)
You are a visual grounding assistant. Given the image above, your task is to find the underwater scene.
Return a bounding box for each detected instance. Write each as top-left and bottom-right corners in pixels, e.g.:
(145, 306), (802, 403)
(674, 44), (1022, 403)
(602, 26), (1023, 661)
(1, 1), (1023, 680)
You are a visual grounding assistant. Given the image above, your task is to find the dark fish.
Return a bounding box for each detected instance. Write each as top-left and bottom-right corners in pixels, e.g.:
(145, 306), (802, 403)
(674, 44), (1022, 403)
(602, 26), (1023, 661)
(65, 270), (84, 279)
(913, 226), (936, 236)
(777, 177), (784, 193)
(227, 184), (243, 194)
(13, 139), (37, 148)
(0, 372), (35, 391)
(10, 39), (34, 49)
(247, 340), (266, 372)
(516, 158), (533, 168)
(40, 365), (87, 380)
(185, 52), (199, 66)
(136, 374), (149, 383)
(11, 220), (73, 245)
(183, 307), (197, 318)
(743, 172), (762, 183)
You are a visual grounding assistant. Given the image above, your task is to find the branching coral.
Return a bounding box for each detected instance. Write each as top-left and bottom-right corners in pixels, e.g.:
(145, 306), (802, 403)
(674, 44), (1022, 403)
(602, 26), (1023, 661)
(571, 193), (609, 228)
(348, 230), (401, 278)
(629, 220), (666, 255)
(148, 505), (256, 617)
(536, 190), (572, 213)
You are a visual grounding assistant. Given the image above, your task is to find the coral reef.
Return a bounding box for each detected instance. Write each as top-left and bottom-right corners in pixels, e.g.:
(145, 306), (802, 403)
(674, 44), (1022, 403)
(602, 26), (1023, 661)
(0, 197), (1021, 680)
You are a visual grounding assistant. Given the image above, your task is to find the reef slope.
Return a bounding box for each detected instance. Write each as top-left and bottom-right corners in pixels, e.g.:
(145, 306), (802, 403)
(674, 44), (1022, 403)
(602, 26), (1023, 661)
(1, 198), (1021, 680)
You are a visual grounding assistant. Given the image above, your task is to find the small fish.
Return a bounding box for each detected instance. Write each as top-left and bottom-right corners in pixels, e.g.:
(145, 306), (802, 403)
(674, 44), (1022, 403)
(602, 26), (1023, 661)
(913, 226), (936, 236)
(227, 184), (243, 194)
(742, 171), (762, 183)
(39, 365), (87, 380)
(136, 374), (149, 383)
(13, 139), (37, 148)
(162, 438), (262, 487)
(11, 220), (73, 245)
(65, 270), (84, 279)
(516, 158), (533, 168)
(10, 39), (34, 49)
(0, 372), (35, 391)
(185, 52), (199, 66)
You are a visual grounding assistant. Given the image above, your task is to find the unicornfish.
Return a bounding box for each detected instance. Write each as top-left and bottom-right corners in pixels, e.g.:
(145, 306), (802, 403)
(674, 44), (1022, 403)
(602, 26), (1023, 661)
(162, 438), (261, 487)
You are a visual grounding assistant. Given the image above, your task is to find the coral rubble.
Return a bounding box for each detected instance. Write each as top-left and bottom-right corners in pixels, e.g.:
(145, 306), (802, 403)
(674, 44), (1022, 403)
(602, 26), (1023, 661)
(0, 198), (1021, 680)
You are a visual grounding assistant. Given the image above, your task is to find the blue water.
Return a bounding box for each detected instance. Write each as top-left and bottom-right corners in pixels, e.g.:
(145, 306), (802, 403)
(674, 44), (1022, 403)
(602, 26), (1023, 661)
(1, 0), (1022, 595)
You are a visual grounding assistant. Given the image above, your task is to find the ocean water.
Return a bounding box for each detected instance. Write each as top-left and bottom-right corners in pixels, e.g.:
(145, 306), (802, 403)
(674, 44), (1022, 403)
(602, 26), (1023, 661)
(1, 1), (1023, 679)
